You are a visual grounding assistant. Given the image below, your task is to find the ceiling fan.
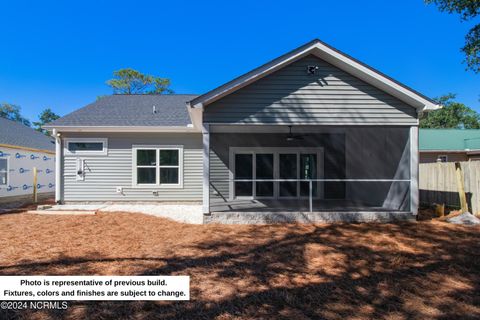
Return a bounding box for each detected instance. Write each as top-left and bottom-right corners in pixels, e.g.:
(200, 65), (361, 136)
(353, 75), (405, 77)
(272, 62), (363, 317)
(286, 125), (305, 141)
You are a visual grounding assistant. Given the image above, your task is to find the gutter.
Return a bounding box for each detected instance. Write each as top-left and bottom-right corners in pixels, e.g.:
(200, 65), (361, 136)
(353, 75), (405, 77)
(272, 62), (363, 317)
(43, 125), (201, 133)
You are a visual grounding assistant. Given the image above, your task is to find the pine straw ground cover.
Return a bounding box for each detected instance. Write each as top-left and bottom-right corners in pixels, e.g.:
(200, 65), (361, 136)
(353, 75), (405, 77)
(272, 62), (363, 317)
(0, 211), (479, 320)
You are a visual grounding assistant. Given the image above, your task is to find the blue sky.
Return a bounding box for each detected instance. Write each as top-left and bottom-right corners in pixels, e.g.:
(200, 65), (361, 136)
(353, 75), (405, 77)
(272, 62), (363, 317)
(0, 0), (479, 122)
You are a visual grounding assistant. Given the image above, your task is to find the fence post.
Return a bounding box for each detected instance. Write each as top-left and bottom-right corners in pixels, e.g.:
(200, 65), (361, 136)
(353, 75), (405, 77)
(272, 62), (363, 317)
(455, 162), (468, 213)
(33, 167), (38, 203)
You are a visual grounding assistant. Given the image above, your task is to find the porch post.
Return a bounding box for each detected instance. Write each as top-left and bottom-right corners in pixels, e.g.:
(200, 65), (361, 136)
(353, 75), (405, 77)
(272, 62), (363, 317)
(410, 126), (419, 215)
(53, 129), (62, 204)
(202, 124), (210, 214)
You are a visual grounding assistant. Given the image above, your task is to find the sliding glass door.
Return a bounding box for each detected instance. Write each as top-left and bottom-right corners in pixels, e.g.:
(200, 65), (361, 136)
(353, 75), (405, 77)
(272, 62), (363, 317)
(234, 153), (253, 196)
(232, 148), (322, 199)
(256, 154), (274, 197)
(279, 153), (298, 197)
(300, 153), (318, 197)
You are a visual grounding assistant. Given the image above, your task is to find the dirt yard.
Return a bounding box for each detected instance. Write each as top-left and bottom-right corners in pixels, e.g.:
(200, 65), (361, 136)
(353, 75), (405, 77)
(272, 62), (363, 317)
(0, 210), (479, 320)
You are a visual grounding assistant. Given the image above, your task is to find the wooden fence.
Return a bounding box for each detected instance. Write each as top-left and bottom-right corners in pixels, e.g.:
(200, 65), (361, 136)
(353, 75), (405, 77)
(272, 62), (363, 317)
(419, 161), (480, 214)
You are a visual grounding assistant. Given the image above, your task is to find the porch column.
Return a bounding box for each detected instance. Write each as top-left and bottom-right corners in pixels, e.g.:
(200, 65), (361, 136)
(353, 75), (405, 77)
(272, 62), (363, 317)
(202, 124), (210, 214)
(410, 126), (419, 215)
(53, 129), (62, 204)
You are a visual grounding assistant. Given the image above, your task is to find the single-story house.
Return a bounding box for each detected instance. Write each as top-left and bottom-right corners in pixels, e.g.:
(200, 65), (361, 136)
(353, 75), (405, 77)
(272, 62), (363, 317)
(0, 117), (55, 204)
(420, 129), (480, 163)
(44, 39), (440, 222)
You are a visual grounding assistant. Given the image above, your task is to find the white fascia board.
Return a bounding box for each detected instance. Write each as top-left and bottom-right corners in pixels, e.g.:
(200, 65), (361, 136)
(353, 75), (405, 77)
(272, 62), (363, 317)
(192, 40), (441, 112)
(43, 126), (201, 133)
(309, 43), (440, 111)
(191, 48), (313, 108)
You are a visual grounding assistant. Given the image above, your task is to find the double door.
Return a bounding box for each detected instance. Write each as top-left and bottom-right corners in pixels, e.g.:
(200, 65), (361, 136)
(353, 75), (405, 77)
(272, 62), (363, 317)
(231, 148), (323, 200)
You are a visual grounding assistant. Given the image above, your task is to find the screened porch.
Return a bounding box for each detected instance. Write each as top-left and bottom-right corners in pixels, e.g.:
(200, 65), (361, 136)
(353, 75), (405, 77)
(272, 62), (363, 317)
(204, 125), (417, 214)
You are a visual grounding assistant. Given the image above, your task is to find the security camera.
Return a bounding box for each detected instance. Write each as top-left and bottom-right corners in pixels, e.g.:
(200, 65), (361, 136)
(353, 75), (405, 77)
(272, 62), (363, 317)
(307, 65), (319, 75)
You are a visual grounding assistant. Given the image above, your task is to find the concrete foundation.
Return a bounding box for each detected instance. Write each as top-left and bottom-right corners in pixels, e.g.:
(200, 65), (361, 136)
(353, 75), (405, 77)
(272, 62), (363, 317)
(204, 211), (415, 224)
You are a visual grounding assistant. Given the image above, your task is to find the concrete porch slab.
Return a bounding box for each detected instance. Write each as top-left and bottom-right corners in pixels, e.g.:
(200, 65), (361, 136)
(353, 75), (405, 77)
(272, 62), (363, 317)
(42, 204), (203, 224)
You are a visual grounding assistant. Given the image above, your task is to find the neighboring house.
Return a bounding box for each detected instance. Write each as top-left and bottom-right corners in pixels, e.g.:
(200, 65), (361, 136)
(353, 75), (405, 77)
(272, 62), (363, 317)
(45, 39), (439, 221)
(0, 117), (55, 203)
(420, 129), (480, 163)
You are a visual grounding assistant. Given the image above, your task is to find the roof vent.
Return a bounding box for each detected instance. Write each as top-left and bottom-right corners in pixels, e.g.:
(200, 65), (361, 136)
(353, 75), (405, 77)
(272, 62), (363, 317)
(152, 105), (157, 114)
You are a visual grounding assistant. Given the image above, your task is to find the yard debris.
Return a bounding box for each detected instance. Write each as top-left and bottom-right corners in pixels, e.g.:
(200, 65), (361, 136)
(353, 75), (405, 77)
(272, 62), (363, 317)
(446, 212), (480, 225)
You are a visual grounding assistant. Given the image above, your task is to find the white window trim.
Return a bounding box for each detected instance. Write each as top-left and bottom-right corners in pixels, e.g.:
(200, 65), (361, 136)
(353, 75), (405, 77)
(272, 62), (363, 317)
(0, 156), (9, 186)
(64, 138), (108, 156)
(132, 145), (184, 189)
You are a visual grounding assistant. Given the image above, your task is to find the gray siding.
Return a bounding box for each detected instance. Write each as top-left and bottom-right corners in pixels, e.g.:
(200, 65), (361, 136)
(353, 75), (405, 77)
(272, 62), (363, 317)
(204, 55), (417, 125)
(62, 133), (202, 202)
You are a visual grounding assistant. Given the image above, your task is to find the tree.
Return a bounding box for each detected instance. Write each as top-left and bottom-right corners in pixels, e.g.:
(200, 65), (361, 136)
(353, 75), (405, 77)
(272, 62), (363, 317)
(420, 94), (480, 128)
(106, 68), (173, 94)
(0, 103), (31, 126)
(33, 108), (60, 135)
(425, 0), (480, 72)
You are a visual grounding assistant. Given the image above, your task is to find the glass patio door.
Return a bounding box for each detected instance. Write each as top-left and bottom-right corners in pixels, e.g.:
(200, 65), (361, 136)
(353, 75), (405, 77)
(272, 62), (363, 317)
(256, 153), (274, 197)
(233, 149), (321, 199)
(300, 153), (318, 197)
(279, 153), (298, 197)
(234, 153), (253, 197)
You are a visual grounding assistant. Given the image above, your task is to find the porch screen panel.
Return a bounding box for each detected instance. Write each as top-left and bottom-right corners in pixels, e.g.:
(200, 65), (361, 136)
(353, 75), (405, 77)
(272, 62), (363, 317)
(235, 154), (253, 196)
(279, 154), (297, 197)
(256, 154), (274, 197)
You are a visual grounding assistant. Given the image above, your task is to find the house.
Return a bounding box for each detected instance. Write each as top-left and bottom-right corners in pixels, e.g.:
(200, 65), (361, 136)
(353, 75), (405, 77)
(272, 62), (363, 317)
(0, 117), (55, 204)
(420, 129), (480, 163)
(44, 39), (440, 222)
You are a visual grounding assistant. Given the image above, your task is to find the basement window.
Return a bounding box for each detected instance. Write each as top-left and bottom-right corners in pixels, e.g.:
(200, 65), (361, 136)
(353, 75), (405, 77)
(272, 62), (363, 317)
(65, 138), (108, 156)
(132, 146), (183, 188)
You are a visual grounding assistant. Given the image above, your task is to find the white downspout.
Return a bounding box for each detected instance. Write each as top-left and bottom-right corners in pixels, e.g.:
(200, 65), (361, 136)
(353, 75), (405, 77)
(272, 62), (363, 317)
(410, 126), (419, 215)
(53, 129), (62, 204)
(202, 123), (210, 214)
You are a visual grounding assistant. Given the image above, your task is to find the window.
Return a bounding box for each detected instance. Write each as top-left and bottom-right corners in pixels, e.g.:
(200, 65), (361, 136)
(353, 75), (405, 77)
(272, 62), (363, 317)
(133, 146), (183, 187)
(0, 159), (7, 185)
(437, 155), (448, 163)
(65, 138), (108, 155)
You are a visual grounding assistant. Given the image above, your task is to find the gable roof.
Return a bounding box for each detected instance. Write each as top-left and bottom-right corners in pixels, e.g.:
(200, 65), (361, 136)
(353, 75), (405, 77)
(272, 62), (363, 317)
(45, 94), (198, 130)
(190, 39), (440, 112)
(0, 117), (55, 152)
(420, 129), (480, 151)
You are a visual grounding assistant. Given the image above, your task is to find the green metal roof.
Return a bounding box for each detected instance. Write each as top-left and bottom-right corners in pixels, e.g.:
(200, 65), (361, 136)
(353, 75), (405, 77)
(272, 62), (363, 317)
(419, 129), (480, 151)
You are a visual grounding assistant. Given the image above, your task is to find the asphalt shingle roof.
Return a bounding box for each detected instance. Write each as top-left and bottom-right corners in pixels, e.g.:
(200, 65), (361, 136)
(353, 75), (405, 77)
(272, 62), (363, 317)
(0, 117), (55, 151)
(420, 129), (480, 151)
(47, 94), (198, 127)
